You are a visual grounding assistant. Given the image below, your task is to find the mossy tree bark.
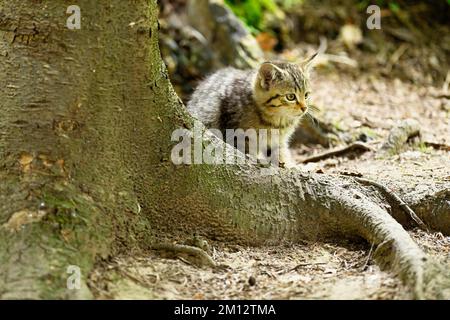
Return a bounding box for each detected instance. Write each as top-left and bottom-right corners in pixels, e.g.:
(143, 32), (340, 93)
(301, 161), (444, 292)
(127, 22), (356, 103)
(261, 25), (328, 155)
(0, 1), (448, 299)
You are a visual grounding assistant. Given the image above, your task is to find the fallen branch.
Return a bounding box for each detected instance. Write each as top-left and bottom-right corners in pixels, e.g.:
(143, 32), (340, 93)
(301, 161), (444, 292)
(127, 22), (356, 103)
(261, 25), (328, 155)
(301, 141), (375, 163)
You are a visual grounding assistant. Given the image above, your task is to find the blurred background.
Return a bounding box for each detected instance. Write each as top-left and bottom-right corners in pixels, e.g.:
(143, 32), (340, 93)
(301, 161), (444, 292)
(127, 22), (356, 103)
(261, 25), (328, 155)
(157, 0), (449, 166)
(158, 0), (449, 98)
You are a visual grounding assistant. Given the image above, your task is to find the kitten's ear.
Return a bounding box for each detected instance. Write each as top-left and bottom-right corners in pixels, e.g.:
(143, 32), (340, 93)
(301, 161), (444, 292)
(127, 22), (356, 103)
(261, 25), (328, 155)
(258, 62), (284, 90)
(299, 52), (318, 73)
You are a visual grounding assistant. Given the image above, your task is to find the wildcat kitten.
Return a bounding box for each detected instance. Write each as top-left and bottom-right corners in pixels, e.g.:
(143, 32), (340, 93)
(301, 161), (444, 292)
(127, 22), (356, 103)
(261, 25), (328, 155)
(187, 54), (317, 167)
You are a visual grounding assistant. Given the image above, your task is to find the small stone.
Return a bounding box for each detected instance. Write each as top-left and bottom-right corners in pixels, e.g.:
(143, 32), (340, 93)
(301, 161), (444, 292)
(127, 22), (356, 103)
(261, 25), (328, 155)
(248, 276), (256, 286)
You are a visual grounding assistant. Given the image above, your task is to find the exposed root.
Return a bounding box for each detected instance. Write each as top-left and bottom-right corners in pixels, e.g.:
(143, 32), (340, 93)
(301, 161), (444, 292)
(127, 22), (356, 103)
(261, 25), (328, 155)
(317, 179), (427, 299)
(190, 167), (439, 299)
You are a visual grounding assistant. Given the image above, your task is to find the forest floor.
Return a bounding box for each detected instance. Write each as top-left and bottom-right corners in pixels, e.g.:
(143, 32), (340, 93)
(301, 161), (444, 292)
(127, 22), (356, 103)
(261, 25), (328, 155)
(89, 69), (449, 300)
(296, 72), (449, 197)
(89, 231), (449, 299)
(87, 0), (449, 300)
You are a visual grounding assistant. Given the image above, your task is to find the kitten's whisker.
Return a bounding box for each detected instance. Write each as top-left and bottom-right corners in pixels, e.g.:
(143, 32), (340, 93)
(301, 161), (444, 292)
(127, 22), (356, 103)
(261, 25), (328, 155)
(302, 111), (319, 128)
(308, 104), (320, 115)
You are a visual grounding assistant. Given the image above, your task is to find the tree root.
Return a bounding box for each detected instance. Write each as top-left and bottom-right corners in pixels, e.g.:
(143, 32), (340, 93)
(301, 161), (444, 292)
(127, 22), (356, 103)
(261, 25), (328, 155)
(1, 0), (447, 300)
(285, 173), (441, 299)
(301, 174), (428, 299)
(156, 164), (449, 299)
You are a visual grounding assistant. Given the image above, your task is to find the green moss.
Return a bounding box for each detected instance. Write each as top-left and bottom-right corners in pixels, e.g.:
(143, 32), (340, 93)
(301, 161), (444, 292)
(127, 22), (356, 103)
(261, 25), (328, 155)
(416, 141), (433, 154)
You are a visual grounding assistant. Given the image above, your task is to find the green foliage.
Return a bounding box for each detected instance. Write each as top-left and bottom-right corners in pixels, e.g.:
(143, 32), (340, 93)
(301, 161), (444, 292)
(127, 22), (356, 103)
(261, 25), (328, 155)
(388, 2), (400, 13)
(225, 0), (277, 32)
(358, 0), (449, 12)
(278, 0), (305, 9)
(224, 0), (303, 32)
(357, 0), (401, 11)
(227, 0), (450, 33)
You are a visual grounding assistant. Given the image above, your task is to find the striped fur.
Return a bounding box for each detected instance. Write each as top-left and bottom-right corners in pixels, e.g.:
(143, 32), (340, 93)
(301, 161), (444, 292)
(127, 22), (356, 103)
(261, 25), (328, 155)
(187, 60), (314, 167)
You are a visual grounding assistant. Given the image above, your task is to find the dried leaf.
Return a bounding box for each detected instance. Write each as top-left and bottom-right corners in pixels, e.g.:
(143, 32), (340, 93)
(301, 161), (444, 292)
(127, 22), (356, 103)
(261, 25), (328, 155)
(256, 32), (278, 52)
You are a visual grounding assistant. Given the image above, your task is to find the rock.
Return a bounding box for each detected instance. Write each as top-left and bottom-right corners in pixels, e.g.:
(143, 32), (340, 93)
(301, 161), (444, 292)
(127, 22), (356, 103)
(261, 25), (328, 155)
(379, 119), (421, 157)
(159, 16), (214, 98)
(187, 0), (264, 69)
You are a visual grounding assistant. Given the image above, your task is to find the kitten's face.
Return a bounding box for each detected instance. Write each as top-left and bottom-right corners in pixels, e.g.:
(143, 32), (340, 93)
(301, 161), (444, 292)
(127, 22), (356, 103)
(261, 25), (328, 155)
(253, 61), (311, 119)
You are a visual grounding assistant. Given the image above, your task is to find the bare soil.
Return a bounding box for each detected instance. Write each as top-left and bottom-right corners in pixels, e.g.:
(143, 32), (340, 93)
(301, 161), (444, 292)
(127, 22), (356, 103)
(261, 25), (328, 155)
(89, 229), (449, 300)
(296, 72), (449, 196)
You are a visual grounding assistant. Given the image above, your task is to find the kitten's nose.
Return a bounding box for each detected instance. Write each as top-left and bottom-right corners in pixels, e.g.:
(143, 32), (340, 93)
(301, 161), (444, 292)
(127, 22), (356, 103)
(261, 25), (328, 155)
(298, 103), (307, 112)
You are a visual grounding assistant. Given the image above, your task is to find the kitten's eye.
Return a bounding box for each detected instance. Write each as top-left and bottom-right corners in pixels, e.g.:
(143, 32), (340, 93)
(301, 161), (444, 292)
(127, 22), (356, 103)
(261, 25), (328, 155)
(286, 94), (296, 101)
(305, 92), (311, 99)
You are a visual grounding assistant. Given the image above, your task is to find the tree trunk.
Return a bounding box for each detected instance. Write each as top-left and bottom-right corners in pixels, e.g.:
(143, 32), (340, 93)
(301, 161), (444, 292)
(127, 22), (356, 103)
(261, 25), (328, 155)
(0, 1), (448, 299)
(0, 0), (159, 298)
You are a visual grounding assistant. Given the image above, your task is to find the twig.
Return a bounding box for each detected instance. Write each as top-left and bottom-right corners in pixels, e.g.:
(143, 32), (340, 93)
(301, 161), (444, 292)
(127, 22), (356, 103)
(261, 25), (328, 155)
(313, 37), (358, 68)
(321, 53), (358, 68)
(290, 262), (327, 271)
(442, 71), (450, 93)
(423, 141), (450, 152)
(422, 166), (444, 171)
(387, 43), (408, 72)
(354, 177), (429, 231)
(318, 36), (328, 55)
(361, 243), (374, 271)
(118, 269), (156, 287)
(151, 243), (216, 267)
(302, 141), (375, 163)
(433, 94), (450, 99)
